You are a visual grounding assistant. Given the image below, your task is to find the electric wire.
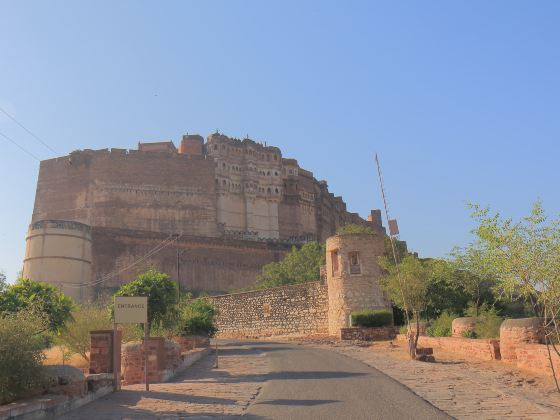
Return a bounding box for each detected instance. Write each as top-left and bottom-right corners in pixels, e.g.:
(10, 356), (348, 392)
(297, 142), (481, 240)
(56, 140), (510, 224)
(0, 130), (40, 161)
(60, 234), (181, 288)
(0, 105), (58, 154)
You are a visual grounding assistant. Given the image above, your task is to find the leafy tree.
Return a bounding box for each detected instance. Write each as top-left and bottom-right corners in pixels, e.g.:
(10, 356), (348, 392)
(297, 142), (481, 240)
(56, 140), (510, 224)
(336, 223), (375, 235)
(379, 254), (433, 358)
(57, 302), (112, 362)
(424, 259), (470, 319)
(0, 270), (6, 292)
(462, 201), (560, 390)
(450, 247), (497, 316)
(113, 269), (177, 333)
(256, 242), (325, 289)
(0, 278), (74, 334)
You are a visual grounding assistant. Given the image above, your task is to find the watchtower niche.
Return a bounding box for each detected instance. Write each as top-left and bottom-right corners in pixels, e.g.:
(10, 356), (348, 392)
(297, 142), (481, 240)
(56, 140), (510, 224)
(326, 232), (391, 335)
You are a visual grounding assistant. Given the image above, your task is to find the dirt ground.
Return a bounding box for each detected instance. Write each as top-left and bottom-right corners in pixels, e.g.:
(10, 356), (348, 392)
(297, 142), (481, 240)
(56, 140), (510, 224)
(43, 346), (89, 369)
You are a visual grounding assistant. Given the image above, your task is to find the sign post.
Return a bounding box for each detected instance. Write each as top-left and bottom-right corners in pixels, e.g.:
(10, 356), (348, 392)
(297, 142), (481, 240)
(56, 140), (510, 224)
(114, 296), (149, 391)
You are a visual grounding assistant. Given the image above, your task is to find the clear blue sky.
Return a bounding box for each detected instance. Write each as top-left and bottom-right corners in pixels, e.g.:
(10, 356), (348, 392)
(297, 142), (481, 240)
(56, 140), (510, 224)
(1, 1), (559, 282)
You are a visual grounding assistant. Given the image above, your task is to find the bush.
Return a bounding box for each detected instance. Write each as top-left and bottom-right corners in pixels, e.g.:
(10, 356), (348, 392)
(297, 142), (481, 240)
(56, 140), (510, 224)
(0, 310), (47, 404)
(178, 297), (217, 337)
(398, 325), (408, 334)
(56, 303), (112, 362)
(426, 311), (456, 337)
(351, 309), (393, 327)
(462, 330), (477, 339)
(475, 307), (503, 339)
(337, 223), (375, 235)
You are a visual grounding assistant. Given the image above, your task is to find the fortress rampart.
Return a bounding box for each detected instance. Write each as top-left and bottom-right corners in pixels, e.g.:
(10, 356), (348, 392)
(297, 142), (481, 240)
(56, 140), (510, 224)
(25, 132), (383, 300)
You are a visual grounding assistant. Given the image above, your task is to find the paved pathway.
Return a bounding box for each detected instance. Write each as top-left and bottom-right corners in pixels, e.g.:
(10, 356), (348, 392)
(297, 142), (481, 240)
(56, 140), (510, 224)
(311, 340), (560, 419)
(245, 342), (448, 420)
(60, 342), (268, 419)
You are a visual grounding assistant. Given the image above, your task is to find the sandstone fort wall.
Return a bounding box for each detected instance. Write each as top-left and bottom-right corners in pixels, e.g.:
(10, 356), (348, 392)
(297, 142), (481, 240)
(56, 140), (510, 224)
(27, 132), (380, 297)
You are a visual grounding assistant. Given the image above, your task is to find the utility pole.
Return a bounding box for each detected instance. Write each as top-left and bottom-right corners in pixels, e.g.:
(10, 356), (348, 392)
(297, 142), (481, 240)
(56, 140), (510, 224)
(176, 245), (181, 303)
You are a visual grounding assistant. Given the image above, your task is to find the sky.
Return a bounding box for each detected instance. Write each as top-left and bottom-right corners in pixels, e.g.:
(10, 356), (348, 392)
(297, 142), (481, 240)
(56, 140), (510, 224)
(0, 1), (559, 282)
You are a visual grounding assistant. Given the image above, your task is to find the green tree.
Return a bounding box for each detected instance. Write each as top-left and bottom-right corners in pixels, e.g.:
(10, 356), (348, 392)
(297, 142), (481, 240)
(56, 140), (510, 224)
(57, 302), (112, 362)
(379, 254), (433, 358)
(450, 247), (497, 316)
(114, 270), (177, 333)
(424, 259), (470, 319)
(0, 270), (6, 292)
(463, 201), (560, 390)
(256, 242), (326, 289)
(0, 278), (74, 334)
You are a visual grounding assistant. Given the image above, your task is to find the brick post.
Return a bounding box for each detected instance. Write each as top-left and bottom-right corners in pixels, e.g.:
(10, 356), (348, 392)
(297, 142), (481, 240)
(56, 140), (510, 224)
(89, 330), (122, 374)
(500, 318), (544, 361)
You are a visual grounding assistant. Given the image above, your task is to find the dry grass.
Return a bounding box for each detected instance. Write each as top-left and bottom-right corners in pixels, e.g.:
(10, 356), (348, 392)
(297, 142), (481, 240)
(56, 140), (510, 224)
(43, 346), (89, 369)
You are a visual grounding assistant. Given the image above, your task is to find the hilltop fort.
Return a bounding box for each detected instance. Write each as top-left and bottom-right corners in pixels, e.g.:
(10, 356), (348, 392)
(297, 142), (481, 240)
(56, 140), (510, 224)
(23, 132), (384, 301)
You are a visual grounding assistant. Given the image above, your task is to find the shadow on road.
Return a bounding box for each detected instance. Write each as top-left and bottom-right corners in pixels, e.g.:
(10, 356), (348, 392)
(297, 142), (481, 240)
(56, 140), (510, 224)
(255, 399), (341, 407)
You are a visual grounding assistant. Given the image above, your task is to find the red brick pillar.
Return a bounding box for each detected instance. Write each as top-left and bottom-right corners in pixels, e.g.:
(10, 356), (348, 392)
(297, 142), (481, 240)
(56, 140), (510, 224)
(500, 318), (544, 361)
(89, 330), (122, 374)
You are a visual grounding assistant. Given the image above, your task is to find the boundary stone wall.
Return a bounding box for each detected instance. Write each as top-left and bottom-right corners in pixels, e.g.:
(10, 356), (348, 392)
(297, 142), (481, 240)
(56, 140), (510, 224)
(515, 344), (560, 377)
(212, 281), (329, 338)
(340, 327), (396, 341)
(396, 335), (501, 361)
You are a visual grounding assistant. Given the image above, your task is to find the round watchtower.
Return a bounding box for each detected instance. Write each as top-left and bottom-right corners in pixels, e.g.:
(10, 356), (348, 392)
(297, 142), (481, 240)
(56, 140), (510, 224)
(23, 220), (93, 302)
(326, 232), (390, 335)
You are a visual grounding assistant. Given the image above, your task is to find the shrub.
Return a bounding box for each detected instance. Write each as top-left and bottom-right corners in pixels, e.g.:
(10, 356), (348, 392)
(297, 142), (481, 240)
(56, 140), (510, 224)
(426, 311), (456, 337)
(0, 310), (47, 404)
(474, 307), (503, 339)
(351, 309), (393, 327)
(178, 297), (218, 337)
(337, 223), (374, 235)
(398, 325), (408, 334)
(56, 303), (112, 362)
(462, 330), (477, 339)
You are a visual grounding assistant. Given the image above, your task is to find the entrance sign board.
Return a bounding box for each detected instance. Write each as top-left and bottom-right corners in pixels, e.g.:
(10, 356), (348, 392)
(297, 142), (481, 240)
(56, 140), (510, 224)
(114, 296), (148, 324)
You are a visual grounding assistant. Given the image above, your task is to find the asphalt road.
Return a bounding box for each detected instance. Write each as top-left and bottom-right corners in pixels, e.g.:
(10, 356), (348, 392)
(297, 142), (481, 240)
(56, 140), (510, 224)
(240, 341), (450, 420)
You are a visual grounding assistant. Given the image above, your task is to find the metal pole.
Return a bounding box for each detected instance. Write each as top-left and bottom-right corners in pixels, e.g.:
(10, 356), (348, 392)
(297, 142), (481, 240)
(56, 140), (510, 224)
(215, 338), (218, 368)
(112, 295), (119, 391)
(176, 246), (181, 303)
(144, 322), (149, 391)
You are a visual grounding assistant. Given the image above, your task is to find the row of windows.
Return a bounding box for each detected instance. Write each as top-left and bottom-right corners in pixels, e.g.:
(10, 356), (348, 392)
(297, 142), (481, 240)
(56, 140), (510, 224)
(211, 143), (279, 161)
(216, 161), (280, 177)
(215, 178), (281, 195)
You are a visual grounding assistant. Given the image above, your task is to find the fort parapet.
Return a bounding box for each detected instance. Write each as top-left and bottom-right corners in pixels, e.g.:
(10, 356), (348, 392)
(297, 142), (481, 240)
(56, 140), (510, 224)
(24, 132), (383, 300)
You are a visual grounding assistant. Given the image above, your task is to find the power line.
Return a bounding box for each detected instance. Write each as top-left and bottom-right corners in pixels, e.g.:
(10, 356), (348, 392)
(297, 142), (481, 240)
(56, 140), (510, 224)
(0, 130), (40, 161)
(60, 234), (181, 288)
(0, 105), (58, 155)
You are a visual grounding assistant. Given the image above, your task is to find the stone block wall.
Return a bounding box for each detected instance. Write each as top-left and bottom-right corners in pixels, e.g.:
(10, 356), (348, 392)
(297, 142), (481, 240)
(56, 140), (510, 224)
(212, 281), (329, 338)
(340, 327), (396, 341)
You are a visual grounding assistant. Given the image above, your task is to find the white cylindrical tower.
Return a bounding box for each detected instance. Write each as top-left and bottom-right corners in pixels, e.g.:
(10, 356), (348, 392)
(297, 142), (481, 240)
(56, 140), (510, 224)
(23, 220), (93, 302)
